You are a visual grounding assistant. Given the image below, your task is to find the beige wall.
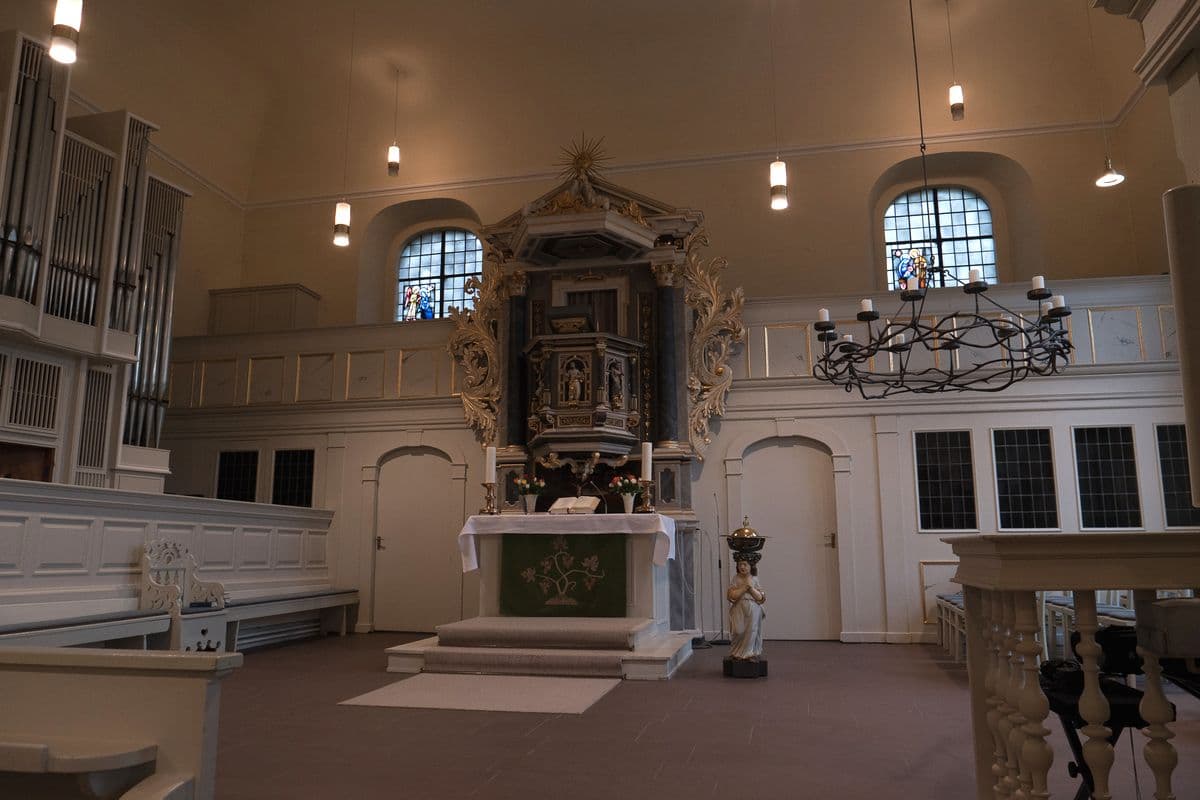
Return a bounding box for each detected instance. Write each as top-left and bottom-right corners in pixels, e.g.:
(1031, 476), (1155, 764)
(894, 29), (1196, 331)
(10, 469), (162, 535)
(0, 1), (1186, 334)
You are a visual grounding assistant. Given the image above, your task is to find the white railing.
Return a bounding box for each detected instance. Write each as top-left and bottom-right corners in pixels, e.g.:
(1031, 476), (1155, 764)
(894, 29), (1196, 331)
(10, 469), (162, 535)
(948, 532), (1200, 800)
(0, 478), (335, 625)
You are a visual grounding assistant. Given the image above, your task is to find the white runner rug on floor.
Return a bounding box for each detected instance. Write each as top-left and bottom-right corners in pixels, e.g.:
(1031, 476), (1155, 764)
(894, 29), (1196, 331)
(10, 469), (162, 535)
(339, 673), (620, 714)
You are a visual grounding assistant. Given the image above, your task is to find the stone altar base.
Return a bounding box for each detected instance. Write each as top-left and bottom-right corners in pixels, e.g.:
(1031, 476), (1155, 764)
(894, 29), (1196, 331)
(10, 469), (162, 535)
(723, 657), (768, 678)
(386, 616), (694, 681)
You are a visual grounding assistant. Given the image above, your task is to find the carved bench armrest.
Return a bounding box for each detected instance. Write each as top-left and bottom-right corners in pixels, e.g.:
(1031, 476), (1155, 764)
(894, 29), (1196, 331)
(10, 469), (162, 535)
(140, 577), (182, 614)
(189, 578), (226, 610)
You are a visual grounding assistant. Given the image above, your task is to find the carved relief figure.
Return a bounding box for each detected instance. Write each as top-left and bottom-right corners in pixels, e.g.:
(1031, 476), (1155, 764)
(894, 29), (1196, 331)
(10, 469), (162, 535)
(727, 556), (766, 660)
(561, 357), (588, 406)
(607, 360), (625, 410)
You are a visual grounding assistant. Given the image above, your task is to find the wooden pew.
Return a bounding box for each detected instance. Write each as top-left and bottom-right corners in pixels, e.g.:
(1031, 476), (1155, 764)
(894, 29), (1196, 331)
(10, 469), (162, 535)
(0, 647), (242, 799)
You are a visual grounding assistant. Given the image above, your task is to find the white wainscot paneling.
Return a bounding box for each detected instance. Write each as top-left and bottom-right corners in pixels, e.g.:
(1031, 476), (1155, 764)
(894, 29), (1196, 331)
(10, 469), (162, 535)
(98, 522), (148, 574)
(399, 348), (439, 397)
(156, 524), (195, 552)
(169, 361), (196, 409)
(0, 515), (26, 576)
(33, 518), (92, 576)
(1158, 306), (1177, 360)
(275, 528), (303, 568)
(297, 353), (334, 402)
(347, 351), (386, 400)
(764, 324), (811, 378)
(305, 531), (327, 568)
(239, 527), (271, 569)
(200, 359), (238, 407)
(1089, 307), (1145, 364)
(198, 525), (236, 570)
(247, 356), (287, 405)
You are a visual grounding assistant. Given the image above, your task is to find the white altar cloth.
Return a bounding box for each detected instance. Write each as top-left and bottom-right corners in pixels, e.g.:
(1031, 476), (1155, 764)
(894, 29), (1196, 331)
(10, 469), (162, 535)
(457, 513), (676, 572)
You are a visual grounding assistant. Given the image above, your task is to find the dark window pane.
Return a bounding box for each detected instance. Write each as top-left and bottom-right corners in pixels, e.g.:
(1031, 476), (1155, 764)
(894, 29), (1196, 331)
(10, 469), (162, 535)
(993, 429), (1058, 529)
(272, 449), (315, 508)
(1074, 427), (1141, 528)
(1157, 424), (1200, 527)
(216, 451), (258, 502)
(915, 430), (977, 530)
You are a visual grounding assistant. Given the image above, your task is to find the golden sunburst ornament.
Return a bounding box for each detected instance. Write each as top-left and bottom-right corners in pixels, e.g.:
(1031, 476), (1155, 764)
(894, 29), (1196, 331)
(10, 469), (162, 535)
(555, 134), (612, 182)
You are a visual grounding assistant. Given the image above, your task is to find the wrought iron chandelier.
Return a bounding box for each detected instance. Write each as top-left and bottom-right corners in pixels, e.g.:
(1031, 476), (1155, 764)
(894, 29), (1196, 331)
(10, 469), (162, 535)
(812, 0), (1073, 399)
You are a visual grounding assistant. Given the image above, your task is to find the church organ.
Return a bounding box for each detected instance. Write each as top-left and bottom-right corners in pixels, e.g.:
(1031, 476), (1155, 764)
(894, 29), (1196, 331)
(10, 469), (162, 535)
(0, 29), (188, 486)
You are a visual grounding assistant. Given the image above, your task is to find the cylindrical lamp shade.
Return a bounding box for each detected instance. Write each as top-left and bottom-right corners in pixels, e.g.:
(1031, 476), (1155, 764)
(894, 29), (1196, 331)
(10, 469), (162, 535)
(769, 159), (788, 210)
(387, 143), (400, 177)
(949, 84), (965, 121)
(333, 201), (351, 247)
(49, 0), (83, 64)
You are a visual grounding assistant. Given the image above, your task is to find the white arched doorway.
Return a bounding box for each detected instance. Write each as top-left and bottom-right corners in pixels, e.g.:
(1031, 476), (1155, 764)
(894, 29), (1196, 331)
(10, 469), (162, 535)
(739, 436), (842, 640)
(372, 447), (464, 632)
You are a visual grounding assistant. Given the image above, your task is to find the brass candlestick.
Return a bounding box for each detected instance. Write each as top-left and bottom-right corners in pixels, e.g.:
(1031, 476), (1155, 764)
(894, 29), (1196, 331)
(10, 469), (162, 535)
(635, 479), (656, 513)
(480, 482), (498, 515)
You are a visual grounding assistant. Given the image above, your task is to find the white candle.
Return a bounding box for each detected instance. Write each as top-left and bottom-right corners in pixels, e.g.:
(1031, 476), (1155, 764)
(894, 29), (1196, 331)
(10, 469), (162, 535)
(1031, 275), (1045, 291)
(484, 446), (496, 484)
(841, 334), (853, 343)
(817, 308), (830, 323)
(1040, 301), (1052, 317)
(894, 333), (906, 346)
(640, 442), (653, 482)
(969, 268), (982, 284)
(1051, 294), (1066, 309)
(860, 299), (874, 313)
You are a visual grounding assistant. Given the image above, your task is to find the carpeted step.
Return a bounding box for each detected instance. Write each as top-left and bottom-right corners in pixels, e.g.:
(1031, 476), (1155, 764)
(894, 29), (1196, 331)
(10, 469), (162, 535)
(435, 616), (657, 651)
(421, 645), (626, 678)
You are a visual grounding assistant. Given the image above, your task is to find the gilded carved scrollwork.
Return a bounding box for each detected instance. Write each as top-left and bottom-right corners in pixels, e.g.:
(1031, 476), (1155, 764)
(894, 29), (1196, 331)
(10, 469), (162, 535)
(683, 230), (746, 458)
(448, 246), (506, 444)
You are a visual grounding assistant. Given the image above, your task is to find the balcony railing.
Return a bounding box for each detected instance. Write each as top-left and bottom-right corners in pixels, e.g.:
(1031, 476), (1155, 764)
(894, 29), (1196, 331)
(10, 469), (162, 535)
(947, 532), (1200, 800)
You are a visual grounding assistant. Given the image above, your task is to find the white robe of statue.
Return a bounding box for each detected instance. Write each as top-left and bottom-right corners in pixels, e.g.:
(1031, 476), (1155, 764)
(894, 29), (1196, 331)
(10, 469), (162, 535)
(727, 559), (766, 660)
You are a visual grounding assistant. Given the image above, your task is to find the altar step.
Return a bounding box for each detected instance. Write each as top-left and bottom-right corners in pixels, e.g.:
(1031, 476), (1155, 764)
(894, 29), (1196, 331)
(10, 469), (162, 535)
(385, 626), (694, 681)
(434, 616), (658, 650)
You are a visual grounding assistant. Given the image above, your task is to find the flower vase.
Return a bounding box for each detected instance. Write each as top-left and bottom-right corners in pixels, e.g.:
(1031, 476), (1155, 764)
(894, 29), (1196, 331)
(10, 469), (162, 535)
(622, 494), (635, 514)
(523, 494), (538, 514)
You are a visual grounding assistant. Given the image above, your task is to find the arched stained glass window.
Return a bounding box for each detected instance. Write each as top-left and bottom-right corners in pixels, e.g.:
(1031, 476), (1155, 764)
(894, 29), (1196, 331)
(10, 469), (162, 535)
(395, 228), (483, 321)
(883, 186), (995, 291)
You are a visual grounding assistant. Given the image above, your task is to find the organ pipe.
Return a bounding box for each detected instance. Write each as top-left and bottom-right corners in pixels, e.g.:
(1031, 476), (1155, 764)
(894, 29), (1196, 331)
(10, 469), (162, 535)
(45, 133), (112, 324)
(1, 39), (60, 305)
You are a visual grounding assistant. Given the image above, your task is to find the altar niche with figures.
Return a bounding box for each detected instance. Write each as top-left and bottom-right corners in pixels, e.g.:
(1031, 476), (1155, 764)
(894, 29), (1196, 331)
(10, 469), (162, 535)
(447, 136), (745, 635)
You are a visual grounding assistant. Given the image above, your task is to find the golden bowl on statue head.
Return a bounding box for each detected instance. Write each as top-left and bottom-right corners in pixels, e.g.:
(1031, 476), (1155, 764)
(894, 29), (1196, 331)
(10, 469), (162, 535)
(726, 515), (766, 553)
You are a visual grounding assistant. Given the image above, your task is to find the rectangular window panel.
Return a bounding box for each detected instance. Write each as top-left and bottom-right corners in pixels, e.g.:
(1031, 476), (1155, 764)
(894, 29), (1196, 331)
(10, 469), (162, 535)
(1074, 427), (1141, 528)
(993, 429), (1058, 529)
(915, 430), (977, 530)
(272, 449), (315, 508)
(216, 450), (258, 502)
(1156, 424), (1200, 527)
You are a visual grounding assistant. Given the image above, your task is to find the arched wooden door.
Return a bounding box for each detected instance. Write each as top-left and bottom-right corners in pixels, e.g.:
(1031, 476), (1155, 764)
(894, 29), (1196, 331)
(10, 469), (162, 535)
(373, 449), (463, 632)
(740, 437), (841, 640)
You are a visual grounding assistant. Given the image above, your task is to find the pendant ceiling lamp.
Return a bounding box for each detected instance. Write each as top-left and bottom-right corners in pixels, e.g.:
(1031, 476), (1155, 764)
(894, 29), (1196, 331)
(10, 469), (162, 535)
(333, 10), (357, 247)
(944, 0), (964, 121)
(387, 67), (401, 177)
(1083, 1), (1124, 188)
(810, 0), (1073, 398)
(49, 0), (83, 64)
(766, 0), (787, 210)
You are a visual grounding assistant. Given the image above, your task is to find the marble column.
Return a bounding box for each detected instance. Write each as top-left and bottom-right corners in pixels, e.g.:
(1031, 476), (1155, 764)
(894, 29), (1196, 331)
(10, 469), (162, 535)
(504, 270), (528, 449)
(652, 261), (685, 445)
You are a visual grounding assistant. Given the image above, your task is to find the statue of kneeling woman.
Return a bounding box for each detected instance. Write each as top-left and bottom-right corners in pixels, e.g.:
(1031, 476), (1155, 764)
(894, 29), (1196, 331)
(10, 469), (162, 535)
(727, 555), (766, 662)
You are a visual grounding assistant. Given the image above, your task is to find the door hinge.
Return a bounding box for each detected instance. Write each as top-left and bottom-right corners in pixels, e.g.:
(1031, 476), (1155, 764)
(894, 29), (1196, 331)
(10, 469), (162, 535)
(824, 531), (838, 549)
(375, 536), (386, 551)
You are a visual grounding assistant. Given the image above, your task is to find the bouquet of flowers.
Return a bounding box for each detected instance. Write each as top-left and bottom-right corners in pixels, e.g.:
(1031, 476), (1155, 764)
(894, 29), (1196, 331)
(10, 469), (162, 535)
(609, 474), (641, 495)
(514, 474), (546, 495)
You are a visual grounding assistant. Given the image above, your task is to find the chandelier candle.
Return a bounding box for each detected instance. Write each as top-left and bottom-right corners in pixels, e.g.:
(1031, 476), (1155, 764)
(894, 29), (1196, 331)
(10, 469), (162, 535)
(817, 308), (830, 323)
(814, 272), (1073, 398)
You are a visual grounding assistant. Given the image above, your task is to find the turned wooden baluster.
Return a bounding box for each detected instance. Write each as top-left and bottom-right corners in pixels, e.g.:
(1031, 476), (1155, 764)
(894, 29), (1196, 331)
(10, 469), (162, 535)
(984, 592), (1012, 796)
(1015, 590), (1053, 800)
(1135, 590), (1179, 800)
(1001, 592), (1025, 799)
(1072, 590), (1114, 800)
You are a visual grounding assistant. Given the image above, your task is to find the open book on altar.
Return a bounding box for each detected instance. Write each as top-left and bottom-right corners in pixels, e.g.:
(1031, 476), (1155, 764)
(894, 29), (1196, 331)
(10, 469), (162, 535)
(547, 496), (601, 515)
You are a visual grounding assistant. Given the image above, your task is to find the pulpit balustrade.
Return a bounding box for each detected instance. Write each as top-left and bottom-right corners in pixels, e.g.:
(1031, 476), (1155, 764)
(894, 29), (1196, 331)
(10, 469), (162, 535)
(947, 533), (1200, 800)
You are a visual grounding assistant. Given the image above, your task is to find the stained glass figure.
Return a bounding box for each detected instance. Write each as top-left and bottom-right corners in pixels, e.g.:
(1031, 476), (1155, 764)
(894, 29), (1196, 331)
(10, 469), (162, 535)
(883, 186), (995, 290)
(395, 228), (482, 320)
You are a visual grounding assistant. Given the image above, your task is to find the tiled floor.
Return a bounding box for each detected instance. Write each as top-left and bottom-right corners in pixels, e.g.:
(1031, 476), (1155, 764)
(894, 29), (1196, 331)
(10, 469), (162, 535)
(215, 634), (1199, 799)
